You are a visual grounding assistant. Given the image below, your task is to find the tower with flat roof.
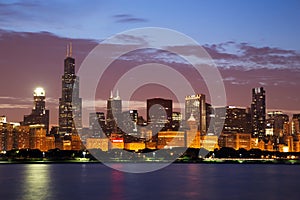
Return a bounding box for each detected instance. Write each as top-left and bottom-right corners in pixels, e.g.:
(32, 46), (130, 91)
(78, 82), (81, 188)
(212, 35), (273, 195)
(251, 87), (266, 139)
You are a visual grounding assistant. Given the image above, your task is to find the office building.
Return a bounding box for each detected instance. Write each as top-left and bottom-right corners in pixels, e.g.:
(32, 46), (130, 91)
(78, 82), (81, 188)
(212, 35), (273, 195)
(291, 114), (300, 135)
(89, 112), (106, 136)
(185, 94), (206, 135)
(147, 98), (173, 131)
(0, 122), (14, 151)
(29, 124), (47, 151)
(120, 110), (138, 135)
(218, 133), (252, 150)
(223, 106), (252, 134)
(251, 87), (266, 139)
(266, 111), (289, 137)
(23, 87), (49, 133)
(59, 44), (82, 135)
(106, 91), (122, 132)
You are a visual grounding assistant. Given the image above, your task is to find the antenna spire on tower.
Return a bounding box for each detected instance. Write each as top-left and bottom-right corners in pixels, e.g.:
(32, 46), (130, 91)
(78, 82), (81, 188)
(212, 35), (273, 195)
(66, 44), (69, 57)
(116, 89), (120, 99)
(69, 42), (72, 57)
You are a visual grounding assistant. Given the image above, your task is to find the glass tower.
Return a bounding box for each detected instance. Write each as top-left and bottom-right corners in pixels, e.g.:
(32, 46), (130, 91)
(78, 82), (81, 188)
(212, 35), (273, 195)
(185, 94), (206, 135)
(251, 87), (266, 139)
(58, 44), (82, 135)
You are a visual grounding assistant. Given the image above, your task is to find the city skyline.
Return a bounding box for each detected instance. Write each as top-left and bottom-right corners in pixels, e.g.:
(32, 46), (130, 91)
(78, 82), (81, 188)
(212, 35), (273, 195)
(0, 37), (299, 126)
(1, 2), (300, 199)
(0, 1), (300, 126)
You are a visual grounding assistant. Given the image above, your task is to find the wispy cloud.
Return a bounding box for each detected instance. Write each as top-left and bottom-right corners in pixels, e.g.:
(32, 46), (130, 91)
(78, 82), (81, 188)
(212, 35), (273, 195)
(0, 96), (58, 109)
(204, 42), (300, 70)
(0, 104), (31, 109)
(112, 14), (148, 23)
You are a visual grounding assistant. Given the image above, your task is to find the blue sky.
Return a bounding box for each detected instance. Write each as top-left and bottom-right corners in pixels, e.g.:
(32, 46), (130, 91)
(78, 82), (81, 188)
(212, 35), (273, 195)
(1, 0), (300, 50)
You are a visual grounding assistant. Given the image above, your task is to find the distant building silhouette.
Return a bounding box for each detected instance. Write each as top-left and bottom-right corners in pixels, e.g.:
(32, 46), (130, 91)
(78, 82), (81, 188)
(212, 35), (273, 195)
(89, 112), (105, 137)
(251, 87), (266, 139)
(147, 98), (173, 131)
(58, 43), (82, 135)
(23, 87), (49, 133)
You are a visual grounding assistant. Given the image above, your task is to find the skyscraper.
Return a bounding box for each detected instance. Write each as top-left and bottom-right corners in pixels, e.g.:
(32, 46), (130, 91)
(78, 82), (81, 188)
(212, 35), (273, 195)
(89, 112), (106, 137)
(185, 94), (206, 135)
(147, 98), (173, 130)
(223, 106), (252, 134)
(291, 114), (300, 135)
(251, 87), (266, 139)
(59, 44), (82, 135)
(266, 111), (289, 137)
(106, 91), (122, 132)
(23, 87), (50, 133)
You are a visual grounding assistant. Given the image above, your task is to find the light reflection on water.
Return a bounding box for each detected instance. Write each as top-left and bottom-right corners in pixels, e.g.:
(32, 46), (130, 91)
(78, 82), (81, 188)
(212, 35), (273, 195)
(0, 163), (299, 200)
(22, 164), (51, 200)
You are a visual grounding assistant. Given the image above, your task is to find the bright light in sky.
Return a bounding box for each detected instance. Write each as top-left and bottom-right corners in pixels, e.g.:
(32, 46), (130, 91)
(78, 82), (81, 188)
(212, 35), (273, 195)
(34, 87), (45, 97)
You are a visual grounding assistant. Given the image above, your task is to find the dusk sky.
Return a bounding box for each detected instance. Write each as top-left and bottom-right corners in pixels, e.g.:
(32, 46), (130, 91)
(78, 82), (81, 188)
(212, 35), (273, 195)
(0, 0), (300, 126)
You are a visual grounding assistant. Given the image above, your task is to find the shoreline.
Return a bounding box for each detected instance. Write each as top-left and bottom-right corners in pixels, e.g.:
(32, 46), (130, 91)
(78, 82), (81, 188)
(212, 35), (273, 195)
(1, 158), (300, 165)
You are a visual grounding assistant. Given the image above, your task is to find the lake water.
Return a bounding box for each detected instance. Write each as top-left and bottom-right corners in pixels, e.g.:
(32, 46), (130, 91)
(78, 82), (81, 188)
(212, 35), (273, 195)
(0, 163), (299, 200)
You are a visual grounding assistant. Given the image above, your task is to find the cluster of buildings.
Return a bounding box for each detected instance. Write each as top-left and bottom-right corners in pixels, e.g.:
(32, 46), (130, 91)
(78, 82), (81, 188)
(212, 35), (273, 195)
(1, 45), (300, 155)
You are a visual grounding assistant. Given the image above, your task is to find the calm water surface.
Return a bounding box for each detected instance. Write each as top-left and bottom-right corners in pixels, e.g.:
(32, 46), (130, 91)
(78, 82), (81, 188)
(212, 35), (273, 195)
(0, 163), (299, 200)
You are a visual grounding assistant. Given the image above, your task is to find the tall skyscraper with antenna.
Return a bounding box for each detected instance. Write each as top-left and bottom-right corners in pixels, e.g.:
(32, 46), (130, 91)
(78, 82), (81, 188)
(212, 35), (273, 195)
(106, 90), (122, 132)
(58, 43), (82, 135)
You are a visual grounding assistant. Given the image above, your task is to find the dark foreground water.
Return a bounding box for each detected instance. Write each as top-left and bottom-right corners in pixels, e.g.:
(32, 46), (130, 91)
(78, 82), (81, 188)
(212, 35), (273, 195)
(0, 163), (300, 200)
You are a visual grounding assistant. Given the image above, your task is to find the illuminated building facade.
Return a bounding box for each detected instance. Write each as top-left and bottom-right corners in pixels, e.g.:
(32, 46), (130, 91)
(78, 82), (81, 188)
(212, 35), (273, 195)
(172, 112), (182, 130)
(157, 131), (185, 149)
(0, 122), (14, 151)
(185, 94), (206, 135)
(23, 87), (49, 133)
(200, 135), (218, 151)
(59, 44), (82, 135)
(223, 106), (252, 134)
(16, 125), (30, 149)
(251, 87), (266, 139)
(29, 124), (47, 151)
(218, 133), (252, 150)
(124, 142), (146, 151)
(109, 133), (124, 149)
(291, 114), (300, 135)
(86, 137), (109, 151)
(186, 114), (200, 148)
(266, 111), (289, 137)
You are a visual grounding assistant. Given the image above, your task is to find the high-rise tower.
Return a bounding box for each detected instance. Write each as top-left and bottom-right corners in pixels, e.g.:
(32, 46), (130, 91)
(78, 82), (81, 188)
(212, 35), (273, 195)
(147, 98), (173, 130)
(58, 44), (82, 135)
(106, 91), (122, 132)
(23, 87), (50, 133)
(251, 87), (266, 139)
(291, 114), (300, 135)
(185, 94), (206, 135)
